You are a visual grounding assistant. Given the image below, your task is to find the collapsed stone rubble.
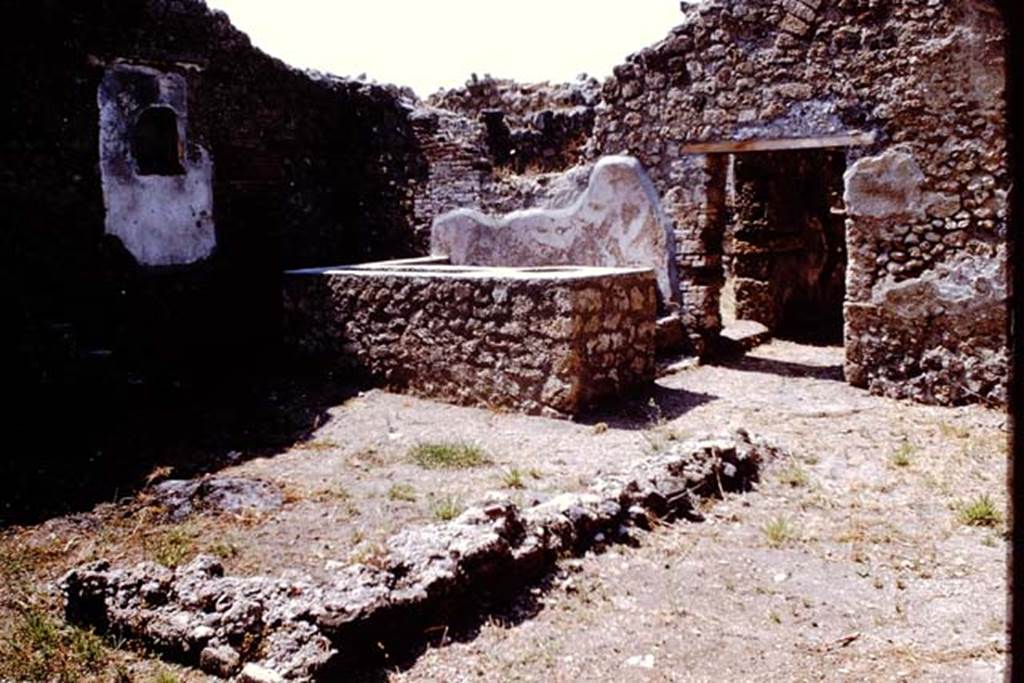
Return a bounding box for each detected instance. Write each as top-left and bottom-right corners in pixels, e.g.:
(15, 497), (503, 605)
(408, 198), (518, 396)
(62, 430), (778, 681)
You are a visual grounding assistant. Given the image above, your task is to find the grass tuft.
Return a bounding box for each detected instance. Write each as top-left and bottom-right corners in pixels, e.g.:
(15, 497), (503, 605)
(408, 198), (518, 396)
(890, 441), (915, 468)
(314, 484), (351, 503)
(387, 483), (417, 502)
(763, 516), (794, 548)
(147, 526), (196, 568)
(299, 439), (342, 452)
(502, 467), (526, 489)
(206, 540), (240, 561)
(410, 441), (489, 470)
(349, 542), (389, 569)
(431, 495), (464, 521)
(937, 422), (970, 440)
(777, 462), (809, 488)
(958, 494), (1002, 528)
(0, 606), (107, 683)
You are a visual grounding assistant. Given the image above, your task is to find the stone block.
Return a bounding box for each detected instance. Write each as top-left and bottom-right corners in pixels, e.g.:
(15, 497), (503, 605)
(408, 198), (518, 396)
(782, 0), (817, 24)
(844, 147), (927, 219)
(779, 14), (811, 36)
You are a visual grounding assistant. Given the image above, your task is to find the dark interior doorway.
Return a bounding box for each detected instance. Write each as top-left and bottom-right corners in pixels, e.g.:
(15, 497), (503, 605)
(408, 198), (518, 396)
(723, 148), (848, 344)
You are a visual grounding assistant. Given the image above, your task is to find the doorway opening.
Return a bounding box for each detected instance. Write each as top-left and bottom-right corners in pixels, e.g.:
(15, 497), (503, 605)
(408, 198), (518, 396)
(721, 148), (848, 345)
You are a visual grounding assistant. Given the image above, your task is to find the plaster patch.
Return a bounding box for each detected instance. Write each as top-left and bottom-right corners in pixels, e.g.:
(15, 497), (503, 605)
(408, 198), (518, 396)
(98, 64), (215, 266)
(430, 156), (680, 310)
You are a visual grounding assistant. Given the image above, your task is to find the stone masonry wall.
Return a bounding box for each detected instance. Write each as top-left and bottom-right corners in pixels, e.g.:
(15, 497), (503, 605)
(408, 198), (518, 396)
(282, 266), (657, 416)
(428, 76), (599, 174)
(3, 0), (429, 382)
(428, 75), (602, 126)
(588, 0), (1008, 404)
(407, 107), (600, 253)
(1, 0), (429, 514)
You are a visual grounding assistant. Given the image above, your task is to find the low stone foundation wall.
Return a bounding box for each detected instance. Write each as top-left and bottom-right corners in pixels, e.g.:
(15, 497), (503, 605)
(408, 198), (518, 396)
(62, 431), (774, 681)
(283, 261), (657, 416)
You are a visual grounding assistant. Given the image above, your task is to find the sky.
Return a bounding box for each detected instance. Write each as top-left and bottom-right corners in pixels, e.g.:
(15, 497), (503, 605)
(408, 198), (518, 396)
(203, 1), (687, 97)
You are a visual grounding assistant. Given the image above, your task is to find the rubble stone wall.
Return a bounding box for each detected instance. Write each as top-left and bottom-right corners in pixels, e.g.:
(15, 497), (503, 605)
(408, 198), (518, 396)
(428, 75), (602, 126)
(1, 0), (430, 512)
(2, 0), (434, 457)
(4, 1), (429, 376)
(588, 0), (1008, 404)
(62, 432), (772, 681)
(283, 264), (657, 416)
(406, 76), (605, 252)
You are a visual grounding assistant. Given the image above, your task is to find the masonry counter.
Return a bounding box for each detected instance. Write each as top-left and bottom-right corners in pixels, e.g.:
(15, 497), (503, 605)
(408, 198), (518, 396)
(283, 260), (657, 417)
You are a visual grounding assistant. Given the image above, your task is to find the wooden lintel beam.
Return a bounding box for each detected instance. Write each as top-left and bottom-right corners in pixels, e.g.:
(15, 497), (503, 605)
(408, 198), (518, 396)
(680, 131), (876, 154)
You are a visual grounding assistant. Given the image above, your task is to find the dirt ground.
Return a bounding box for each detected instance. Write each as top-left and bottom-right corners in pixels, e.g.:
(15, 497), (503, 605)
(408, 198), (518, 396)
(0, 340), (1008, 682)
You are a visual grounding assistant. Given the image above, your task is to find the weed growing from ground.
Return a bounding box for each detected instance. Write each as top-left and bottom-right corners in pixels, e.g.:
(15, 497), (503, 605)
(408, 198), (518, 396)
(314, 484), (351, 502)
(646, 397), (665, 427)
(431, 495), (464, 521)
(958, 494), (1002, 527)
(641, 427), (683, 454)
(890, 441), (915, 468)
(206, 540), (240, 560)
(502, 467), (526, 489)
(777, 462), (809, 488)
(387, 483), (417, 502)
(299, 439), (342, 452)
(349, 541), (388, 569)
(0, 605), (106, 683)
(146, 525), (196, 568)
(937, 422), (970, 440)
(152, 669), (181, 683)
(0, 544), (51, 583)
(410, 441), (489, 469)
(763, 516), (794, 548)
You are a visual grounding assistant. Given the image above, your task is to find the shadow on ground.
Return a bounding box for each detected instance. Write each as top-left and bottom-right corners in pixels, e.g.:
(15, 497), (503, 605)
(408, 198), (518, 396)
(2, 356), (362, 527)
(577, 384), (719, 430)
(711, 350), (845, 382)
(331, 574), (554, 682)
(330, 529), (655, 682)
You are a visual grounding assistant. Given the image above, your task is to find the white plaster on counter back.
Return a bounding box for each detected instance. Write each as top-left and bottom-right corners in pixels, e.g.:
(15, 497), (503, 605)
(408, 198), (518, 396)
(430, 155), (680, 309)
